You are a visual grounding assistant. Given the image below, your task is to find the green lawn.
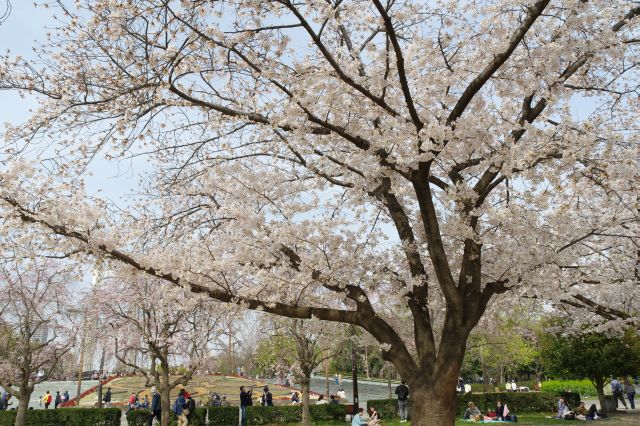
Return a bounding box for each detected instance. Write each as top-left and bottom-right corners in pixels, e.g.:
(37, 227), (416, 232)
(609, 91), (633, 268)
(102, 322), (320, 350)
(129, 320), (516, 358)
(276, 413), (621, 425)
(280, 411), (640, 426)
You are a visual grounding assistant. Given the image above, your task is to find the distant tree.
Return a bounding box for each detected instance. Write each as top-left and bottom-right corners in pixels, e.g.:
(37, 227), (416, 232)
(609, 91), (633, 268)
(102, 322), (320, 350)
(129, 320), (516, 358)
(0, 260), (76, 426)
(539, 328), (640, 413)
(87, 267), (227, 426)
(254, 334), (297, 379)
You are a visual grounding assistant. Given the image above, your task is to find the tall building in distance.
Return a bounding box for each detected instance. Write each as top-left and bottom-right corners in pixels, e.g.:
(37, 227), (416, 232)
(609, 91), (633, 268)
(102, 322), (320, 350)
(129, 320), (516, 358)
(30, 324), (49, 344)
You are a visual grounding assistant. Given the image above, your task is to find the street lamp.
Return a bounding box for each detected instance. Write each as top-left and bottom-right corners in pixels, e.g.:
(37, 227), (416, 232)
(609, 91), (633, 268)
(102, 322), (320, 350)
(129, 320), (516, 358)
(351, 326), (359, 412)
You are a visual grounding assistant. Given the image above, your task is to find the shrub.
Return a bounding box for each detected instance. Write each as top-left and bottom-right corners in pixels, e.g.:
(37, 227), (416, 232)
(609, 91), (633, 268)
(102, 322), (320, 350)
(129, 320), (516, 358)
(0, 408), (121, 426)
(367, 391), (580, 419)
(244, 404), (347, 425)
(541, 380), (597, 397)
(127, 407), (208, 426)
(0, 411), (15, 426)
(127, 409), (161, 426)
(309, 404), (347, 421)
(207, 406), (239, 426)
(247, 405), (301, 425)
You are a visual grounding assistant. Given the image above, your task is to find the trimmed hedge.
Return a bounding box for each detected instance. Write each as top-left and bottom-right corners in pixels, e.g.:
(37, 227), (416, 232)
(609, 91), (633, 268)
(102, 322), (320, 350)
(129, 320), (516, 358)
(207, 406), (240, 426)
(247, 405), (301, 424)
(127, 408), (204, 426)
(0, 407), (121, 425)
(367, 391), (581, 420)
(541, 380), (597, 397)
(246, 404), (347, 425)
(309, 404), (347, 421)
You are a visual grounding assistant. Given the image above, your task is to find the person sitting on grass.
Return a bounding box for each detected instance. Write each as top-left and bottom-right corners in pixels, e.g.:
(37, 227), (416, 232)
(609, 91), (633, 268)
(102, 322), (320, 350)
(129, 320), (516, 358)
(495, 400), (509, 421)
(368, 406), (381, 426)
(555, 398), (569, 419)
(586, 404), (607, 420)
(463, 401), (482, 422)
(351, 408), (367, 426)
(329, 395), (339, 405)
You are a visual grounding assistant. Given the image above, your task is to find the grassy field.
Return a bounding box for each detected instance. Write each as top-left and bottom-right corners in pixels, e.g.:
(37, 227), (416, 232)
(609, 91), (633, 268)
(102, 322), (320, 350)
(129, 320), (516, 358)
(79, 375), (303, 407)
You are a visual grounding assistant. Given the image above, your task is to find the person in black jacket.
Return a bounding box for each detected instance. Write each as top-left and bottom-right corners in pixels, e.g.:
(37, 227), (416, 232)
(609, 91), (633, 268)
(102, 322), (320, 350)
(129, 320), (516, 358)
(240, 386), (253, 426)
(495, 400), (505, 420)
(395, 381), (409, 423)
(185, 393), (196, 422)
(103, 387), (112, 408)
(148, 387), (161, 426)
(262, 386), (273, 406)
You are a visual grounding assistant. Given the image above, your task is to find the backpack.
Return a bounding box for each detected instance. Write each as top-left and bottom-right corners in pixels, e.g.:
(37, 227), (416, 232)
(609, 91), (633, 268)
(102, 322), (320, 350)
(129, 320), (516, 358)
(564, 413), (576, 420)
(508, 414), (518, 422)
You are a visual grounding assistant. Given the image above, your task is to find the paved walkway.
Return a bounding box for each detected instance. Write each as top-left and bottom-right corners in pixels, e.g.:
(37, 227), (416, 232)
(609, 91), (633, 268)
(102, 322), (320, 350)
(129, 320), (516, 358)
(1, 380), (99, 409)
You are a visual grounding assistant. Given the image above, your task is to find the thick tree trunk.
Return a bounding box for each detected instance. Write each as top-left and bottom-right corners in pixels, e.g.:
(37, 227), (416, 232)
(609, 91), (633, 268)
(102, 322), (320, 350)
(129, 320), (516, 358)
(409, 384), (459, 426)
(15, 394), (30, 426)
(160, 367), (172, 426)
(402, 324), (468, 426)
(300, 378), (311, 426)
(595, 378), (607, 414)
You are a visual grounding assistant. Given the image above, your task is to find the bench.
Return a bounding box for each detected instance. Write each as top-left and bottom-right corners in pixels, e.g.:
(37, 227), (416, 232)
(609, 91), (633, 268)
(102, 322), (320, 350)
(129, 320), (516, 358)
(346, 403), (354, 420)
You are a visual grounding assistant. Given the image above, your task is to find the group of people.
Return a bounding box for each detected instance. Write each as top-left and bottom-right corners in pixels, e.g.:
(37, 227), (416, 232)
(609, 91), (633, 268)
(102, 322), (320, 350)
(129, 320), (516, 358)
(145, 387), (197, 426)
(39, 390), (70, 409)
(464, 400), (512, 422)
(611, 377), (636, 409)
(126, 389), (150, 409)
(351, 406), (381, 426)
(556, 397), (607, 421)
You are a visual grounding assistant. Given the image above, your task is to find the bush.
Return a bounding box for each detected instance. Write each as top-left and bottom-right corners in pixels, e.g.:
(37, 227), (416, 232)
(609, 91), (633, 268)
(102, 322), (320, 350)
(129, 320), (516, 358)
(207, 406), (239, 426)
(0, 411), (15, 426)
(244, 404), (348, 425)
(126, 409), (165, 426)
(367, 391), (580, 419)
(541, 380), (597, 397)
(247, 405), (301, 425)
(309, 404), (347, 422)
(0, 408), (121, 426)
(127, 407), (207, 426)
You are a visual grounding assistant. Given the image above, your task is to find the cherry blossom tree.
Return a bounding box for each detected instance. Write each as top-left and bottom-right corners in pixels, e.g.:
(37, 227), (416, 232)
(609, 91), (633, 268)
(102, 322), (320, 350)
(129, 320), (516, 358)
(0, 259), (76, 426)
(0, 1), (638, 423)
(86, 266), (227, 426)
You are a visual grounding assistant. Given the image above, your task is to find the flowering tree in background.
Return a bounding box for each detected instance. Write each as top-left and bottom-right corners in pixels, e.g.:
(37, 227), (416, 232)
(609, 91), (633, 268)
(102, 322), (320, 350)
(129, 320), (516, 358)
(0, 259), (76, 426)
(0, 1), (638, 423)
(86, 266), (227, 426)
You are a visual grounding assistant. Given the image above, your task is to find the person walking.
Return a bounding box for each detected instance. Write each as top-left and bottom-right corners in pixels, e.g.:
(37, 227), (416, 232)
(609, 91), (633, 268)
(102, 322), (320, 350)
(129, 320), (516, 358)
(103, 387), (112, 408)
(240, 386), (252, 426)
(62, 391), (70, 403)
(43, 391), (52, 409)
(395, 380), (409, 423)
(147, 387), (161, 426)
(624, 379), (636, 409)
(54, 391), (62, 409)
(185, 391), (196, 424)
(173, 389), (189, 426)
(612, 378), (628, 409)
